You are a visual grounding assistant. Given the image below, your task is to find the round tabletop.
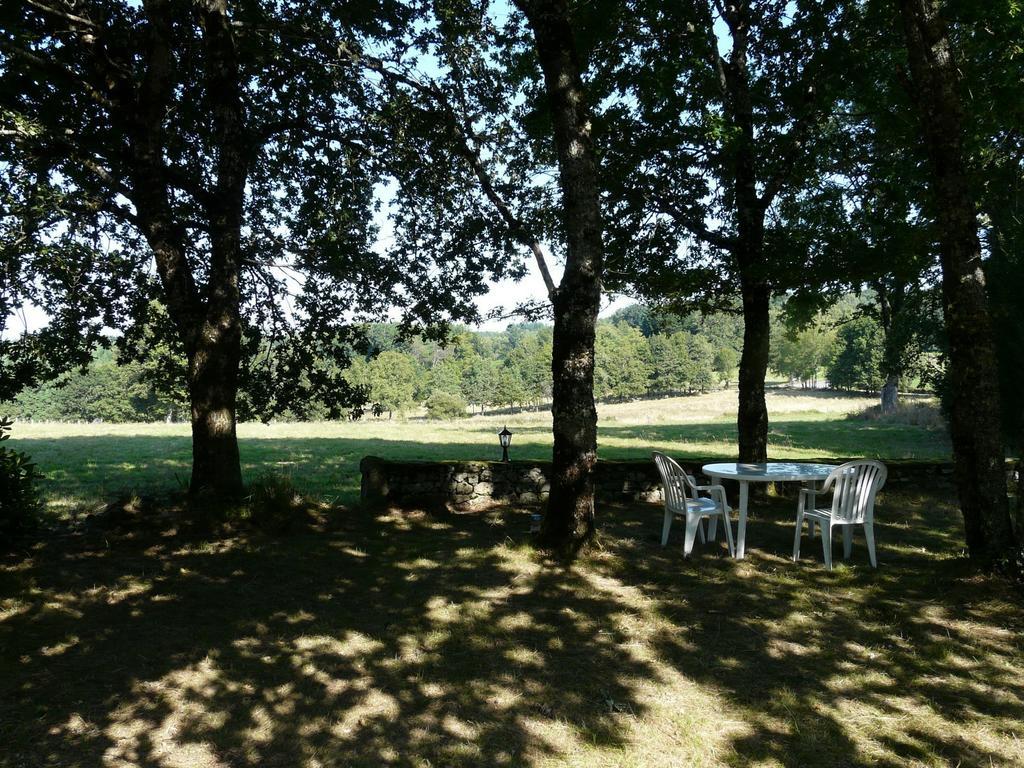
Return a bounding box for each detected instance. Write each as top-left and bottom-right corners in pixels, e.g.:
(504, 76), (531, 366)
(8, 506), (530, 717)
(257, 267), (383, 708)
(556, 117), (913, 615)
(702, 461), (836, 482)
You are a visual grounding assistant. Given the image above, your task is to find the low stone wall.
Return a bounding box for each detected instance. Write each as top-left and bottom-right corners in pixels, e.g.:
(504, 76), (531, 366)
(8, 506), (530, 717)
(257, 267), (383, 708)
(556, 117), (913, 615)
(360, 456), (670, 510)
(359, 456), (1001, 511)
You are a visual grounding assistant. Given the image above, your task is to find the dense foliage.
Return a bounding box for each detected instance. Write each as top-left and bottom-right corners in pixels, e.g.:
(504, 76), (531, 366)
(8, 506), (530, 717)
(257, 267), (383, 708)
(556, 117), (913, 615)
(0, 418), (42, 544)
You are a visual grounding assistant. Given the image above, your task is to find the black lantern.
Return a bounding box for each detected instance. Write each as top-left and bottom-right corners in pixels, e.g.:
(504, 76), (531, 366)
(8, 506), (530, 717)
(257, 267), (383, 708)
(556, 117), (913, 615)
(498, 425), (513, 462)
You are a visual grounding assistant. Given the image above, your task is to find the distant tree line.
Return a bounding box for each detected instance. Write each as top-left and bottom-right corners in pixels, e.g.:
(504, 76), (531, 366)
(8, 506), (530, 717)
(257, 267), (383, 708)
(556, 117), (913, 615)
(3, 298), (941, 424)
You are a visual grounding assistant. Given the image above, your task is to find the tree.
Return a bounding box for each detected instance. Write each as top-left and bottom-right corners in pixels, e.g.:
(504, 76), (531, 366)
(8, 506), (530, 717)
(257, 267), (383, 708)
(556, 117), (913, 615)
(493, 364), (527, 411)
(986, 140), (1024, 525)
(512, 0), (607, 554)
(896, 0), (1016, 567)
(595, 323), (652, 401)
(462, 357), (500, 414)
(608, 304), (657, 337)
(508, 329), (553, 407)
(425, 390), (468, 420)
(10, 348), (168, 422)
(601, 0), (855, 464)
(428, 357), (465, 398)
(771, 317), (836, 388)
(713, 347), (739, 387)
(649, 333), (690, 395)
(0, 1), (499, 500)
(827, 317), (885, 393)
(1, 2), (348, 496)
(687, 336), (716, 393)
(364, 352), (418, 418)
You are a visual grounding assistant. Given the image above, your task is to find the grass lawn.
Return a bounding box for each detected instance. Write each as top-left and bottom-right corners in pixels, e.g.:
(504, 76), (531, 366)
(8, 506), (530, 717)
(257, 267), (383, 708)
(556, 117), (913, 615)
(9, 388), (950, 516)
(2, 486), (1021, 767)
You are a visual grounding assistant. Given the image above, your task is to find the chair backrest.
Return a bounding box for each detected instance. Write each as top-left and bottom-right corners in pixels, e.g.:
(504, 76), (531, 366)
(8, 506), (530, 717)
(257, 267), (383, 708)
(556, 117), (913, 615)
(826, 460), (888, 523)
(652, 452), (696, 511)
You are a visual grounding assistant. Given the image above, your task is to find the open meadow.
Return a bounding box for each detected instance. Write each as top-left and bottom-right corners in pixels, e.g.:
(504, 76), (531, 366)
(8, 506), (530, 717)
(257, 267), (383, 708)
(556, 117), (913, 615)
(9, 387), (949, 517)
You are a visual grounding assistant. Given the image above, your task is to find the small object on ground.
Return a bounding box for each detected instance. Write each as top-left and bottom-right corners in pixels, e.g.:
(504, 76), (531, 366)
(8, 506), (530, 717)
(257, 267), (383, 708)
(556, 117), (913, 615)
(530, 512), (542, 534)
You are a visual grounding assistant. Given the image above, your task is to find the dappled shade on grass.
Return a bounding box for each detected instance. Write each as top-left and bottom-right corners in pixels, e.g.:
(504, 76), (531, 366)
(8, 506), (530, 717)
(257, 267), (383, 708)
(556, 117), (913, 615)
(1, 485), (1021, 767)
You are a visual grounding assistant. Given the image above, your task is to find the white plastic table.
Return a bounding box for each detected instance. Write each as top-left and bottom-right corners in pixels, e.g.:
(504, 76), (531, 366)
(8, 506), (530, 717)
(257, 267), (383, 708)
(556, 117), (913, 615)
(701, 462), (836, 559)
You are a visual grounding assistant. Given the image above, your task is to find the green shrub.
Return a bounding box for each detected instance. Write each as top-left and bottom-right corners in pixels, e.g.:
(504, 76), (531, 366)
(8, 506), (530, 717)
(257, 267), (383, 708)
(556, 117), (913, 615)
(425, 391), (468, 420)
(0, 418), (42, 544)
(247, 473), (304, 535)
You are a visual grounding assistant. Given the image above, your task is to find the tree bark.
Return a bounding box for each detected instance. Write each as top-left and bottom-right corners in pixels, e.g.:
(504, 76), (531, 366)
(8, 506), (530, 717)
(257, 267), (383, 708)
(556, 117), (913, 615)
(188, 315), (243, 496)
(899, 0), (1016, 567)
(515, 0), (603, 555)
(880, 374), (899, 414)
(875, 280), (902, 413)
(725, 0), (770, 464)
(125, 0), (246, 500)
(737, 282), (770, 463)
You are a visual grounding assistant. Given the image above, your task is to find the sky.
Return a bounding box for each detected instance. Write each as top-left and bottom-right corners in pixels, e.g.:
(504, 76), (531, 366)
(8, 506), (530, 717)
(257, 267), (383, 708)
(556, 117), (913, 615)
(473, 255), (634, 331)
(3, 253), (636, 340)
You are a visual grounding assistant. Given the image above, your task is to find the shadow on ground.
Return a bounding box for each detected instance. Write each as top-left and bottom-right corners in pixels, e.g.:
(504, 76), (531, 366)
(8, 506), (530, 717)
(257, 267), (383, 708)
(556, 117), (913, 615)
(2, 485), (1021, 767)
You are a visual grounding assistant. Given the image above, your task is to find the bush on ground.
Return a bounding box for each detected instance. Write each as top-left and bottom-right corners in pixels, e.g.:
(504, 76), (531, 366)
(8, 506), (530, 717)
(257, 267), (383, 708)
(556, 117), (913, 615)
(0, 418), (42, 544)
(425, 391), (468, 420)
(247, 473), (304, 535)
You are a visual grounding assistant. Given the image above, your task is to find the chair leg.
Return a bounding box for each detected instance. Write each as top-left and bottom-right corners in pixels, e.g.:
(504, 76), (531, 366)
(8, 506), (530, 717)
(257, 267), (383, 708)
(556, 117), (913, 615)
(792, 509), (804, 562)
(683, 514), (702, 556)
(864, 522), (877, 568)
(707, 515), (718, 542)
(822, 524), (833, 571)
(721, 511), (735, 557)
(808, 519), (816, 540)
(843, 525), (853, 559)
(696, 518), (706, 545)
(661, 508), (674, 546)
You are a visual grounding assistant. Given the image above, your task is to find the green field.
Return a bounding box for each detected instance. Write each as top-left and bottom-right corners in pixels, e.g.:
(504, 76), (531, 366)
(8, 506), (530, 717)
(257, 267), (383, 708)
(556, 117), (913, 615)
(9, 388), (950, 515)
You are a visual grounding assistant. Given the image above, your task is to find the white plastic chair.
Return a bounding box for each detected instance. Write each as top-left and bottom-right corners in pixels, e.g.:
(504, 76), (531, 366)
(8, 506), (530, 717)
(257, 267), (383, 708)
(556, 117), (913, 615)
(653, 452), (735, 557)
(793, 460), (887, 570)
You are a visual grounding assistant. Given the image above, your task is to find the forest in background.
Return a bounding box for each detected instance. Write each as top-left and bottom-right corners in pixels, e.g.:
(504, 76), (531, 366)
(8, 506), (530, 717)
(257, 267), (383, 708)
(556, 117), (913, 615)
(3, 295), (941, 424)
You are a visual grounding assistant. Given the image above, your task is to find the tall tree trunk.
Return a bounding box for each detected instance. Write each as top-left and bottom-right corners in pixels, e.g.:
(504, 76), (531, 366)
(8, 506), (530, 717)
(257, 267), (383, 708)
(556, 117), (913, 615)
(515, 0), (604, 555)
(899, 0), (1015, 567)
(875, 280), (902, 413)
(727, 2), (770, 465)
(737, 281), (770, 463)
(188, 311), (243, 496)
(188, 0), (247, 499)
(130, 0), (248, 500)
(880, 374), (899, 414)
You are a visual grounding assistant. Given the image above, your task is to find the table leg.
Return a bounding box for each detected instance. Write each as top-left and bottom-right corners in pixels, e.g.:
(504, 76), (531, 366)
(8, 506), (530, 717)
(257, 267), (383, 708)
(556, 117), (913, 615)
(736, 480), (749, 559)
(805, 480), (817, 540)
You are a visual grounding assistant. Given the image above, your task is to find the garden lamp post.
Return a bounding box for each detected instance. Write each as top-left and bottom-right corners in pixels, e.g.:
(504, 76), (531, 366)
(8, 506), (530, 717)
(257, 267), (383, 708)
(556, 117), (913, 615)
(498, 425), (513, 462)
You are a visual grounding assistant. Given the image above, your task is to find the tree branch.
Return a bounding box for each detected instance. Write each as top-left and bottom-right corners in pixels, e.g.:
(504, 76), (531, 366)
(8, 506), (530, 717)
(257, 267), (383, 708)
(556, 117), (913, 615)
(652, 193), (736, 250)
(336, 41), (558, 300)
